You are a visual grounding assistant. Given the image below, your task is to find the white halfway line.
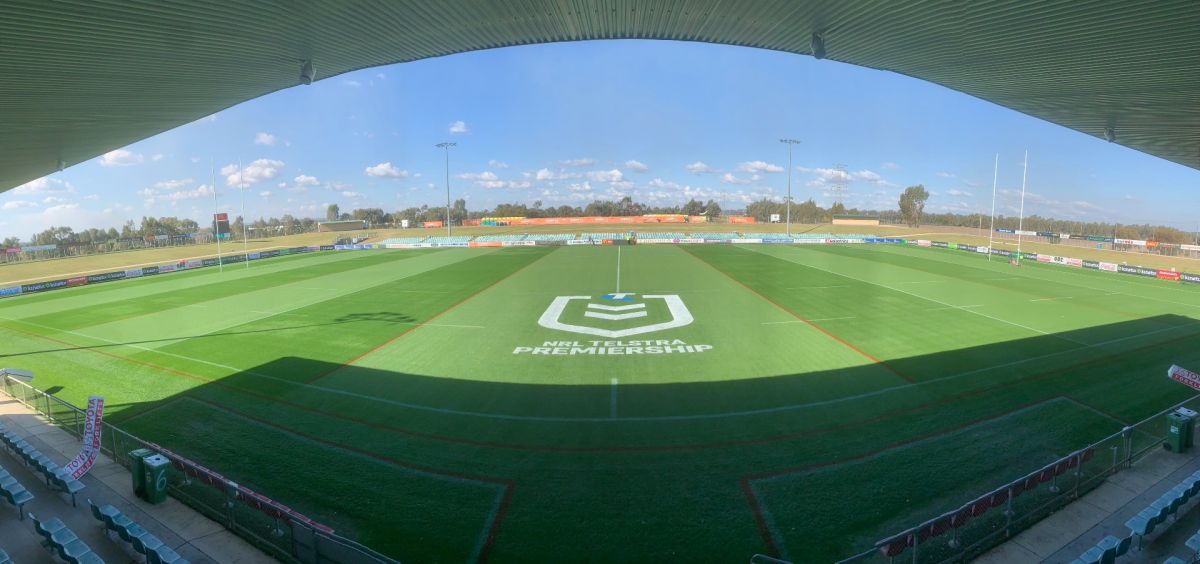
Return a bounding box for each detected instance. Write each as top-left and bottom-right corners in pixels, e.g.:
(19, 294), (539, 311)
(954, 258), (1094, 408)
(610, 378), (618, 418)
(615, 245), (622, 293)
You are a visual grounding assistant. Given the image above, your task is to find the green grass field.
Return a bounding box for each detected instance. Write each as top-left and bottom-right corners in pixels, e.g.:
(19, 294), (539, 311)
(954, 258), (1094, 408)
(3, 242), (1200, 562)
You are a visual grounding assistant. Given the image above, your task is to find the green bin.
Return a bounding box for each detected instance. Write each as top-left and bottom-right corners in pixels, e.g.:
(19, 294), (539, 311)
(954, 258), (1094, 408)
(127, 448), (153, 498)
(1177, 408), (1197, 449)
(1166, 412), (1191, 453)
(142, 454), (171, 504)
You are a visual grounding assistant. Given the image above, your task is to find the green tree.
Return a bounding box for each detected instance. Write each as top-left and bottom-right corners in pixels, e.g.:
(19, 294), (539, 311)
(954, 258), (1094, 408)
(326, 204), (340, 221)
(898, 184), (930, 227)
(703, 199), (722, 221)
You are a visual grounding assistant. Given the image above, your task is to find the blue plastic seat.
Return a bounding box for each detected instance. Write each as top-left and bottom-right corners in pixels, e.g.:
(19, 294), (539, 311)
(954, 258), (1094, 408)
(132, 533), (164, 555)
(117, 522), (148, 543)
(0, 546), (10, 564)
(1164, 557), (1187, 564)
(1186, 531), (1200, 552)
(148, 544), (186, 564)
(1098, 535), (1131, 558)
(55, 538), (91, 563)
(1080, 546), (1104, 564)
(75, 552), (105, 564)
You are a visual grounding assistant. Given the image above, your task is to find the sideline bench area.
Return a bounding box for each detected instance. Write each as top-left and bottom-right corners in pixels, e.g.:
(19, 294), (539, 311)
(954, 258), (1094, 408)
(0, 396), (273, 564)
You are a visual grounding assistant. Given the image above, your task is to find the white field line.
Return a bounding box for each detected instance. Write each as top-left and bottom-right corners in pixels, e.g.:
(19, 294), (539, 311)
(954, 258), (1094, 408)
(926, 304), (984, 312)
(1, 245), (292, 286)
(764, 250), (1088, 346)
(897, 280), (946, 285)
(5, 316), (1199, 423)
(615, 245), (622, 293)
(610, 378), (618, 418)
(1031, 296), (1073, 302)
(786, 285), (848, 290)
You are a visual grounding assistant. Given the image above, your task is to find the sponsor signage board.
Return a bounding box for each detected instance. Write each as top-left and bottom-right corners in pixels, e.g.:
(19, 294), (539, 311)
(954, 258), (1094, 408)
(66, 277), (88, 288)
(1137, 267), (1158, 277)
(125, 268), (144, 278)
(996, 228), (1015, 234)
(87, 272), (125, 284)
(61, 396), (104, 479)
(731, 238), (762, 244)
(1099, 262), (1118, 272)
(976, 246), (989, 253)
(1182, 244), (1200, 252)
(1117, 265), (1138, 275)
(1157, 270), (1181, 281)
(1066, 258), (1083, 267)
(22, 244), (57, 252)
(931, 241), (948, 248)
(143, 266), (160, 275)
(0, 286), (22, 298)
(1169, 365), (1200, 392)
(1182, 272), (1200, 284)
(1083, 260), (1100, 270)
(201, 258), (220, 267)
(22, 279), (68, 293)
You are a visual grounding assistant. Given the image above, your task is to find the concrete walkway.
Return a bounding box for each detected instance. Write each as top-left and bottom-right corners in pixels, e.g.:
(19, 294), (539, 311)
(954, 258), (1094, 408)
(977, 441), (1200, 563)
(0, 396), (273, 563)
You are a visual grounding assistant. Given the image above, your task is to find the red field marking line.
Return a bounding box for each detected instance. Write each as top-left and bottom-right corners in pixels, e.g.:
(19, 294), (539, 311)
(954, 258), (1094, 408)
(181, 395), (515, 564)
(682, 248), (915, 384)
(3, 319), (1195, 455)
(738, 397), (1057, 557)
(304, 247), (558, 384)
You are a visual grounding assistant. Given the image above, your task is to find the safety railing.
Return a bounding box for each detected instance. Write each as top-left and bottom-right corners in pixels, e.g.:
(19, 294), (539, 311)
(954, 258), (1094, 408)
(830, 395), (1200, 564)
(0, 375), (397, 564)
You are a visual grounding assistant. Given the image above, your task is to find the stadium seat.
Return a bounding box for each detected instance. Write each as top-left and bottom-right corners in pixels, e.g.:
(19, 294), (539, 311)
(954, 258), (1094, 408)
(148, 543), (188, 564)
(75, 552), (105, 564)
(51, 470), (85, 506)
(1163, 558), (1187, 564)
(132, 532), (165, 556)
(0, 547), (10, 564)
(55, 538), (92, 563)
(1185, 530), (1200, 552)
(0, 482), (34, 519)
(1097, 534), (1131, 558)
(1079, 546), (1104, 564)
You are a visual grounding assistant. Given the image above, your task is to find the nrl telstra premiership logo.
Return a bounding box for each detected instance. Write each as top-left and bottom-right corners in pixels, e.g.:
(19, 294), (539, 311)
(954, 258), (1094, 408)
(538, 293), (694, 338)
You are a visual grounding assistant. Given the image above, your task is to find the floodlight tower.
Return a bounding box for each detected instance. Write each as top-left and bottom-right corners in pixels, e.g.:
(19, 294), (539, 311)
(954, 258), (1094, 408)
(435, 142), (456, 237)
(780, 139), (801, 236)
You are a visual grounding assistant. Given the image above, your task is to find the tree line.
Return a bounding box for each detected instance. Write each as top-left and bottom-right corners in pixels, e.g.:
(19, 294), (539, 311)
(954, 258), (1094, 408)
(5, 188), (1195, 247)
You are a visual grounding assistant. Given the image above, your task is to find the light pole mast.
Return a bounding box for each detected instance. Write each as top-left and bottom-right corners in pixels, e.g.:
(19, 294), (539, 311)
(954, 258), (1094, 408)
(435, 142), (456, 237)
(779, 139), (801, 236)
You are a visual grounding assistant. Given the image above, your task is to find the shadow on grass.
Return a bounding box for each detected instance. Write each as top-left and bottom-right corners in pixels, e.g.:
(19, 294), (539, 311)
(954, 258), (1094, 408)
(78, 313), (1200, 563)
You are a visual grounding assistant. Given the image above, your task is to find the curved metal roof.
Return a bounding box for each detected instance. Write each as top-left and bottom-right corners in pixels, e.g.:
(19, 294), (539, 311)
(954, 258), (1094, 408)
(2, 0), (1197, 192)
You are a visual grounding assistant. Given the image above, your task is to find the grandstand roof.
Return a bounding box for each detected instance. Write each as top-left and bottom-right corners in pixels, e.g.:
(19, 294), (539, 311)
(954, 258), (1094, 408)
(2, 1), (1197, 193)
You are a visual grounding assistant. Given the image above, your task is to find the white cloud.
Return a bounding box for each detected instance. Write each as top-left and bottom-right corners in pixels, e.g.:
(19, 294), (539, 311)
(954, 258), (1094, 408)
(254, 132), (277, 146)
(98, 149), (144, 166)
(488, 159), (510, 169)
(364, 162), (408, 179)
(685, 161), (715, 174)
(13, 177), (74, 195)
(946, 189), (973, 197)
(737, 160), (784, 174)
(151, 153), (165, 162)
(449, 120), (469, 134)
(223, 159), (284, 186)
(154, 178), (193, 190)
(560, 158), (596, 167)
(83, 194), (99, 200)
(2, 200), (38, 210)
(259, 191), (271, 198)
(721, 173), (751, 185)
(42, 196), (67, 204)
(854, 170), (884, 183)
(342, 191), (363, 199)
(294, 174), (320, 186)
(375, 72), (386, 80)
(585, 169), (623, 183)
(344, 80), (362, 88)
(937, 171), (956, 179)
(458, 171), (500, 181)
(625, 160), (649, 173)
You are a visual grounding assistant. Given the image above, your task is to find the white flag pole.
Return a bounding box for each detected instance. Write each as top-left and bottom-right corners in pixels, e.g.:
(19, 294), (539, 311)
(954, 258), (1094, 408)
(239, 160), (249, 269)
(1016, 150), (1029, 263)
(212, 158), (223, 273)
(988, 154), (998, 261)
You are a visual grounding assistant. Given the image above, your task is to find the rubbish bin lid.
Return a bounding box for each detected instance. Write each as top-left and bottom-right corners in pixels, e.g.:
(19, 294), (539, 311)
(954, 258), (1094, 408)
(1177, 407), (1198, 418)
(142, 454), (169, 466)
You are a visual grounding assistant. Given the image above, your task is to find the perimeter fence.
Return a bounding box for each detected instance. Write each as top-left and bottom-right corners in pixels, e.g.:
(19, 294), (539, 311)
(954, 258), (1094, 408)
(829, 394), (1200, 564)
(0, 374), (397, 564)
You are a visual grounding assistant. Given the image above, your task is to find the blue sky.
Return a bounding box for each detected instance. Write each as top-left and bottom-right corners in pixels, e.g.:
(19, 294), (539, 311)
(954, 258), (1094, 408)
(2, 39), (1197, 240)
